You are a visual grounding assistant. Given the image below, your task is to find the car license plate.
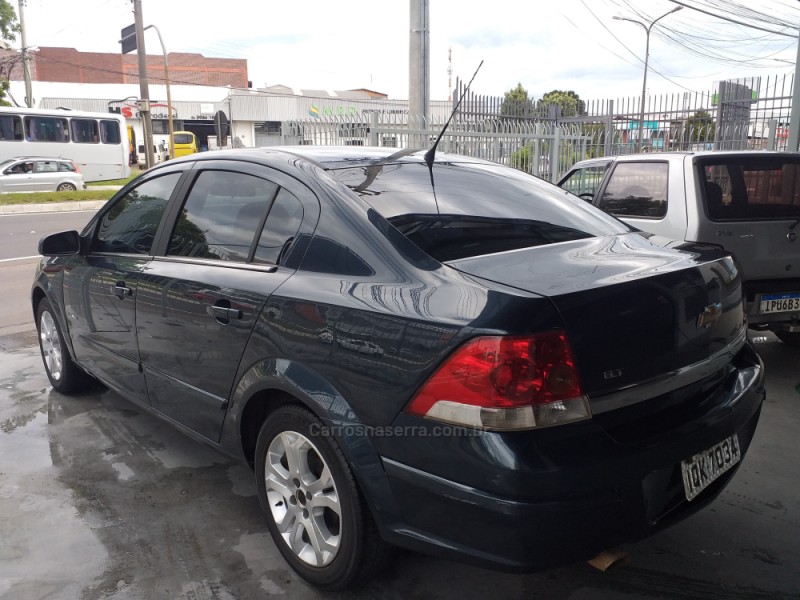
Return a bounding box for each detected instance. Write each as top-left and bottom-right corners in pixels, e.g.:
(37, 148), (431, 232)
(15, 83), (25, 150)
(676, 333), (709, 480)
(681, 434), (741, 501)
(759, 292), (800, 314)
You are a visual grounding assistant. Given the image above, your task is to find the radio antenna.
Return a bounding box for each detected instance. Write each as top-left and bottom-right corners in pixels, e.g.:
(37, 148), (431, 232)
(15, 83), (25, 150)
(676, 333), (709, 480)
(424, 60), (483, 169)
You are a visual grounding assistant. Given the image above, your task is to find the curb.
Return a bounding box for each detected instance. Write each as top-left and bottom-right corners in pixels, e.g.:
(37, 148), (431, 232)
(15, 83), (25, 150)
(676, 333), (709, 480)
(0, 200), (108, 215)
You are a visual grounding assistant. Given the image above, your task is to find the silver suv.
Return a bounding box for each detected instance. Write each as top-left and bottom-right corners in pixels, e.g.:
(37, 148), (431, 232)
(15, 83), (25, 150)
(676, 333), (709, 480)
(559, 151), (800, 346)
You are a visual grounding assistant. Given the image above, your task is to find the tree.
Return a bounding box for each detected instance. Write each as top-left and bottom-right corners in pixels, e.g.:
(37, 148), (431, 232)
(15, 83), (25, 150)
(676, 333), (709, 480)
(0, 1), (19, 107)
(500, 83), (535, 118)
(538, 90), (586, 119)
(686, 110), (716, 143)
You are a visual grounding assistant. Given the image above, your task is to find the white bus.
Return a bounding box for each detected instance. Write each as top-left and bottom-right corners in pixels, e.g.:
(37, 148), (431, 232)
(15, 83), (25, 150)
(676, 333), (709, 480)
(0, 107), (130, 182)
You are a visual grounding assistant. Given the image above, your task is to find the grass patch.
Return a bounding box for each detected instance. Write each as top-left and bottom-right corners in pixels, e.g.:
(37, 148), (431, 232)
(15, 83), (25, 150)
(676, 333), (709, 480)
(86, 171), (140, 187)
(0, 189), (117, 205)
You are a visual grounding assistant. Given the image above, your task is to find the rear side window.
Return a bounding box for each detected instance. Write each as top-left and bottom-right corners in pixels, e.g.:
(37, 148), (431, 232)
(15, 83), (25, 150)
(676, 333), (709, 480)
(71, 118), (99, 143)
(94, 173), (181, 254)
(598, 162), (668, 218)
(0, 115), (23, 141)
(700, 156), (800, 221)
(34, 161), (58, 173)
(58, 161), (77, 172)
(25, 116), (69, 142)
(100, 120), (121, 144)
(168, 170), (279, 262)
(253, 189), (304, 265)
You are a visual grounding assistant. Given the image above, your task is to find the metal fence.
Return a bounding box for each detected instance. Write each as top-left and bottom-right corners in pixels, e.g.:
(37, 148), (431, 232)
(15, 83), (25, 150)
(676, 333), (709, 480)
(271, 72), (794, 182)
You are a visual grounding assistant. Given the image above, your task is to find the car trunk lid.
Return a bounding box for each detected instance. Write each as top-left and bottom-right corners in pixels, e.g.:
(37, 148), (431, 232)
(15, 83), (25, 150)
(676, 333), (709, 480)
(447, 232), (746, 399)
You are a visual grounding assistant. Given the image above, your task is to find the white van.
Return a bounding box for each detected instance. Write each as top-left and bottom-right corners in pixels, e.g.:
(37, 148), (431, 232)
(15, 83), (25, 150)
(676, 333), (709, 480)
(137, 141), (169, 169)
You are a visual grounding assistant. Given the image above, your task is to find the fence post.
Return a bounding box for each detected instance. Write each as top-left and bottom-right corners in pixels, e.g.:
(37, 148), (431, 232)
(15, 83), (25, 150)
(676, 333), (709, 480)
(280, 121), (286, 145)
(605, 99), (613, 156)
(767, 119), (778, 151)
(550, 126), (561, 183)
(369, 112), (379, 146)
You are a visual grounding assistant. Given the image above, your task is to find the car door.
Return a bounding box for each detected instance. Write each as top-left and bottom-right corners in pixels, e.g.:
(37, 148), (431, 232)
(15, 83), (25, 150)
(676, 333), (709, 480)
(594, 159), (688, 240)
(2, 160), (36, 192)
(62, 167), (188, 400)
(32, 159), (60, 191)
(135, 160), (312, 441)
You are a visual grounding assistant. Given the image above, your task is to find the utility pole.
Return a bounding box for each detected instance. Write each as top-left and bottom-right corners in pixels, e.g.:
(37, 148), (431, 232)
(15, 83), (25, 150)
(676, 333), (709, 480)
(18, 0), (33, 107)
(132, 0), (154, 170)
(788, 31), (800, 152)
(409, 0), (430, 148)
(614, 6), (682, 152)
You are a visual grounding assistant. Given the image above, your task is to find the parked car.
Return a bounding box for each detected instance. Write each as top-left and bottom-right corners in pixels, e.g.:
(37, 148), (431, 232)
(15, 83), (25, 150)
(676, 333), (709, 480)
(558, 151), (800, 346)
(137, 141), (169, 169)
(32, 147), (764, 590)
(0, 156), (85, 192)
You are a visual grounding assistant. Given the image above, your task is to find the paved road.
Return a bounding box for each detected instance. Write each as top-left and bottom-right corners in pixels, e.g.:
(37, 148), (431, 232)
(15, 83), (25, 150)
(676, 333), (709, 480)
(1, 209), (798, 599)
(0, 210), (97, 260)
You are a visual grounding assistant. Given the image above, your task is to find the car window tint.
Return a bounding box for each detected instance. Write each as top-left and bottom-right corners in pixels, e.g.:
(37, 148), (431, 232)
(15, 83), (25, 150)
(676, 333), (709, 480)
(58, 161), (76, 172)
(24, 116), (69, 142)
(561, 165), (607, 199)
(71, 118), (99, 143)
(599, 162), (668, 218)
(100, 120), (121, 144)
(0, 115), (23, 141)
(253, 188), (303, 265)
(94, 173), (181, 254)
(34, 161), (58, 173)
(168, 170), (279, 262)
(699, 156), (800, 221)
(332, 161), (629, 262)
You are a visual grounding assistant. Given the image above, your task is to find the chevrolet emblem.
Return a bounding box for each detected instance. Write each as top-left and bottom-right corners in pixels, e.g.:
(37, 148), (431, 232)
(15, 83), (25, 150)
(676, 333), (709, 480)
(697, 303), (722, 328)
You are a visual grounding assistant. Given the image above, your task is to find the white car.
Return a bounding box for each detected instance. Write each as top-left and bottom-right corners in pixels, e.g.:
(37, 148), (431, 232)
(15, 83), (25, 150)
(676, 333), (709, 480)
(0, 157), (86, 193)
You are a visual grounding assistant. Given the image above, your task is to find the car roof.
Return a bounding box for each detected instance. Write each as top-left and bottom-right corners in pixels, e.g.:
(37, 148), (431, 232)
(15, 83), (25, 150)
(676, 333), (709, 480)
(572, 150), (800, 168)
(164, 146), (497, 171)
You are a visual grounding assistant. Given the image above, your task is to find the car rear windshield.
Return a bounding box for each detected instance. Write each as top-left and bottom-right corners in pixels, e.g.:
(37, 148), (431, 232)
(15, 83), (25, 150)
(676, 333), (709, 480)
(174, 133), (193, 144)
(699, 155), (800, 221)
(331, 160), (630, 262)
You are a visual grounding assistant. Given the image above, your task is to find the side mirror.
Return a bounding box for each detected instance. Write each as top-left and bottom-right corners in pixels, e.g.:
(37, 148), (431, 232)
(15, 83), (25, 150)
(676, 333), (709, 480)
(39, 230), (81, 256)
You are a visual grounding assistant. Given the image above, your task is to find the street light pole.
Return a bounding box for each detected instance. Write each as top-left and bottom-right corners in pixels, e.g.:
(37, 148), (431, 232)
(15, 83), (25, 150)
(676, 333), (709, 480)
(143, 25), (174, 161)
(614, 6), (682, 152)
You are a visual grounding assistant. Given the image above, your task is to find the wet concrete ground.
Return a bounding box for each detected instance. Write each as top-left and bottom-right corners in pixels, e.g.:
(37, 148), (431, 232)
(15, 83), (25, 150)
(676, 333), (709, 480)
(1, 332), (798, 600)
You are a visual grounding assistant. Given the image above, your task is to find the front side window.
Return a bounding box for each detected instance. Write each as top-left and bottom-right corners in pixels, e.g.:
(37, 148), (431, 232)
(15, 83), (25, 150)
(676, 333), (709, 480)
(24, 116), (69, 142)
(93, 173), (182, 254)
(168, 170), (279, 262)
(71, 118), (99, 143)
(0, 115), (23, 141)
(100, 120), (121, 144)
(599, 162), (668, 218)
(560, 165), (608, 199)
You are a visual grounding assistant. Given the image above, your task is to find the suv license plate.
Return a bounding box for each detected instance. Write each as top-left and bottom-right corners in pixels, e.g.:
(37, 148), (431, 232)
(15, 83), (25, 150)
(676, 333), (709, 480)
(759, 292), (800, 314)
(681, 434), (741, 501)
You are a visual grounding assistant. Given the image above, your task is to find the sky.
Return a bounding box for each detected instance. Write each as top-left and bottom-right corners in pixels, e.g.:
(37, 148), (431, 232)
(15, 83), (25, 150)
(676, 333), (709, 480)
(13, 0), (800, 104)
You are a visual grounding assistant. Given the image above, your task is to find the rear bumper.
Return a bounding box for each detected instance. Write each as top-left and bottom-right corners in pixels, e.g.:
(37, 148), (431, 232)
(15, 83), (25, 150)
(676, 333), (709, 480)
(374, 344), (764, 571)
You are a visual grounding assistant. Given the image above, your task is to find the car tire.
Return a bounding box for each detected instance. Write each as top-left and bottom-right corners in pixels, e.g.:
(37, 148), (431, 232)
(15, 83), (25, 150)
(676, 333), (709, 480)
(773, 330), (800, 347)
(57, 182), (76, 192)
(36, 298), (93, 393)
(254, 404), (390, 590)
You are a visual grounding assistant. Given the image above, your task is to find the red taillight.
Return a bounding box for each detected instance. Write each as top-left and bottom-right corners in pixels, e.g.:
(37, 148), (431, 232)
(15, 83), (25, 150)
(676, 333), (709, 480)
(406, 331), (590, 430)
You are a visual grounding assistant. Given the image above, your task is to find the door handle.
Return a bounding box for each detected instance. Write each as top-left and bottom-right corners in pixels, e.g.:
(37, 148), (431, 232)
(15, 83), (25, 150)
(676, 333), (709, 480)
(112, 282), (133, 299)
(211, 304), (243, 323)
